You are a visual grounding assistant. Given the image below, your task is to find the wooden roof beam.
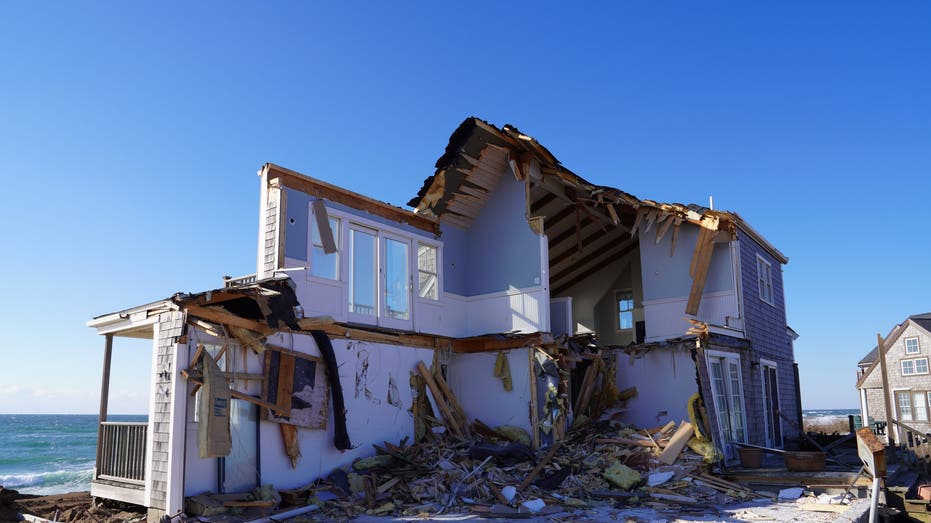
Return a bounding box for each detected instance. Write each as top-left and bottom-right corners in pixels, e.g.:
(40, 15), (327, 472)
(263, 163), (439, 236)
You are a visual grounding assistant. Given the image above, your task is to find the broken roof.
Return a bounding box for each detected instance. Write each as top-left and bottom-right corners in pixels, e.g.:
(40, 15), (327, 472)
(409, 117), (788, 264)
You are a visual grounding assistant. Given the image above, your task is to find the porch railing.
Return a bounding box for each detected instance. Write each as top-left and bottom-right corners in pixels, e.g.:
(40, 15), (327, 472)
(890, 419), (931, 474)
(224, 273), (257, 288)
(96, 422), (147, 484)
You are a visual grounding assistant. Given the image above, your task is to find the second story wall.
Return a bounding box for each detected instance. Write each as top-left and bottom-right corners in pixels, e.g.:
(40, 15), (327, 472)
(639, 221), (740, 341)
(738, 229), (791, 361)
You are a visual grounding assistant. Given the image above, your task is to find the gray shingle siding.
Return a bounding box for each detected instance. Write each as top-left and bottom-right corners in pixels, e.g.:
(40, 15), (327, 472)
(149, 310), (184, 510)
(737, 229), (800, 440)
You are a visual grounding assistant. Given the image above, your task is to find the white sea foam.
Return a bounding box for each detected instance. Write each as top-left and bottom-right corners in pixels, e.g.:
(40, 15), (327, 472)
(0, 467), (94, 494)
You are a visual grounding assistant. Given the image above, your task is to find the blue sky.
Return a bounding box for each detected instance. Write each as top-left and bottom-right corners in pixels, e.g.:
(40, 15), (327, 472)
(2, 1), (930, 413)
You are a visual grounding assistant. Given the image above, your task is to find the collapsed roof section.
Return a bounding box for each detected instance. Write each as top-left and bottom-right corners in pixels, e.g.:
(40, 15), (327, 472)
(408, 117), (788, 269)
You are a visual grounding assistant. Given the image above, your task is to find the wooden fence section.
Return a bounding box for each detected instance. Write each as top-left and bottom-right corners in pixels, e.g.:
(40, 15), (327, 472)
(97, 421), (147, 484)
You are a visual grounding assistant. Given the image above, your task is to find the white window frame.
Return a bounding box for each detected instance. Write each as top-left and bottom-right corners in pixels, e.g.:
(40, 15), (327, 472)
(313, 206), (442, 330)
(416, 242), (441, 301)
(898, 391), (913, 421)
(756, 254), (774, 306)
(906, 337), (921, 355)
(379, 231), (413, 330)
(615, 289), (634, 331)
(902, 357), (930, 376)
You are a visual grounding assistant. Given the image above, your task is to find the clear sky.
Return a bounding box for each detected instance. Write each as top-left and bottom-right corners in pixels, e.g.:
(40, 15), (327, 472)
(2, 1), (930, 413)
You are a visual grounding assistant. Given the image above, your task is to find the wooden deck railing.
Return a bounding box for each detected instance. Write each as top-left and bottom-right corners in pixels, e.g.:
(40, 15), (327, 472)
(96, 422), (147, 484)
(891, 419), (931, 474)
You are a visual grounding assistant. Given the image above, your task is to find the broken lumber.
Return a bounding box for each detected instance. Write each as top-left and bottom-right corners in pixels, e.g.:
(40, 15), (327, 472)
(416, 361), (464, 437)
(658, 421), (694, 464)
(430, 367), (471, 437)
(517, 442), (562, 492)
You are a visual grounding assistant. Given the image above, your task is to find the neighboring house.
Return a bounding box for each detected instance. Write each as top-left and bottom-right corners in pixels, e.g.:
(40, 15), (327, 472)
(856, 313), (931, 443)
(87, 117), (800, 520)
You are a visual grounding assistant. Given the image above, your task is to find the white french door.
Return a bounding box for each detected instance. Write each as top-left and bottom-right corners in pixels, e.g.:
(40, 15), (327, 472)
(706, 351), (747, 460)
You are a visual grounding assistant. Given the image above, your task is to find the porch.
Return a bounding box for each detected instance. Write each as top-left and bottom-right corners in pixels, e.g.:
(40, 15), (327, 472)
(91, 420), (147, 505)
(87, 305), (166, 508)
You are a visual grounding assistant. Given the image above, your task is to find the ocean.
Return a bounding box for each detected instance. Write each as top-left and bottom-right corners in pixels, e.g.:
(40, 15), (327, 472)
(801, 408), (860, 423)
(0, 414), (146, 495)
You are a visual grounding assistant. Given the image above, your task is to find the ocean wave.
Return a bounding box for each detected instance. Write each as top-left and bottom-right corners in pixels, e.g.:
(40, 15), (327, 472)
(0, 467), (93, 492)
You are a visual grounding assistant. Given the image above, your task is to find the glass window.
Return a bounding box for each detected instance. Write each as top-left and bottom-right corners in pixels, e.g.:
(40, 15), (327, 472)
(915, 392), (929, 421)
(906, 337), (921, 354)
(757, 256), (773, 305)
(349, 228), (377, 316)
(917, 358), (929, 375)
(417, 243), (439, 300)
(616, 290), (634, 330)
(310, 217), (339, 280)
(384, 238), (410, 320)
(899, 392), (913, 421)
(903, 360), (916, 375)
(728, 361), (746, 442)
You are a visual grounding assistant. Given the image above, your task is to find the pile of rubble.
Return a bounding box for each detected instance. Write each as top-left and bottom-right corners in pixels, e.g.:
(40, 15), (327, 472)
(186, 413), (791, 521)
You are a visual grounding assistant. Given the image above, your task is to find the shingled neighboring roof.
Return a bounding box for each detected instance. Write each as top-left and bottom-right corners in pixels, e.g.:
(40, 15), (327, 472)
(909, 312), (931, 334)
(409, 116), (788, 264)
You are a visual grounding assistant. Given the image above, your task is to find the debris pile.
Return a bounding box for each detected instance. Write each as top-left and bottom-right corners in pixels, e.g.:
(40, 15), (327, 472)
(207, 416), (777, 521)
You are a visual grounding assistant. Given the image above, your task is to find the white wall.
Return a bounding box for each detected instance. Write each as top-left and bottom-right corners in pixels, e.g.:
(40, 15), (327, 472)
(642, 290), (740, 342)
(616, 348), (698, 428)
(447, 349), (533, 432)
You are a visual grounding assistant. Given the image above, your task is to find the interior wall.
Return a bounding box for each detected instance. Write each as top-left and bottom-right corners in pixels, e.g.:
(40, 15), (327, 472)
(616, 348), (698, 429)
(447, 175), (542, 297)
(447, 349), (532, 433)
(556, 250), (642, 341)
(639, 225), (734, 301)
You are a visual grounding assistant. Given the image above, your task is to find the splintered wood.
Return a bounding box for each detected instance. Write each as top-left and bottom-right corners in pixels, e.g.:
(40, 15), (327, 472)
(685, 215), (720, 315)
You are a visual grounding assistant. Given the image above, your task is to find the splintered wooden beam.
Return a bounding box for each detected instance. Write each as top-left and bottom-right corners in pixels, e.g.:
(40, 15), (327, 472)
(685, 216), (720, 315)
(416, 362), (463, 437)
(185, 305), (272, 334)
(451, 333), (549, 353)
(431, 369), (471, 437)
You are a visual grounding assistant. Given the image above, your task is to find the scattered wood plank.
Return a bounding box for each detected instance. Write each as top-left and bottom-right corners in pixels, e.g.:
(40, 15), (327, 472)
(658, 421), (694, 464)
(517, 442), (563, 492)
(223, 500), (276, 508)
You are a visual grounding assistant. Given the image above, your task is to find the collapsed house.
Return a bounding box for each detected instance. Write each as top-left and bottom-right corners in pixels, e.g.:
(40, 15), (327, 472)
(87, 117), (801, 520)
